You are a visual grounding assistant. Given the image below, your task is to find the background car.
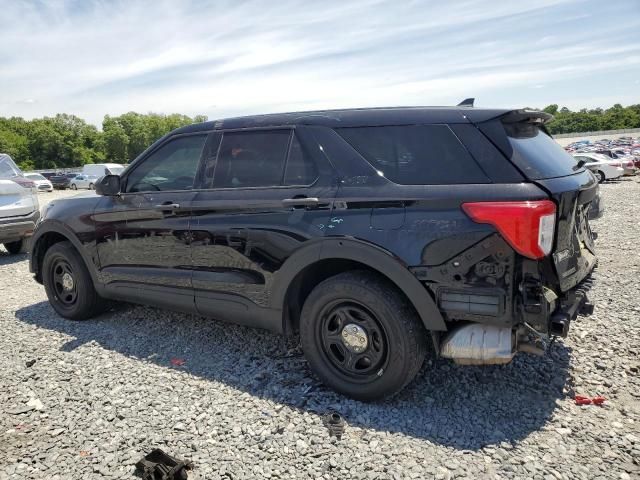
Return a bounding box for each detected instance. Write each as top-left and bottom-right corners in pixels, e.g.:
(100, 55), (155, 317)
(24, 173), (54, 192)
(0, 154), (40, 254)
(70, 174), (99, 190)
(572, 154), (624, 182)
(50, 173), (77, 190)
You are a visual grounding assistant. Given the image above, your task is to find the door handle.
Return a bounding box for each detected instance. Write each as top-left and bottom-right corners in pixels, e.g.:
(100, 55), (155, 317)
(154, 203), (181, 210)
(282, 197), (319, 207)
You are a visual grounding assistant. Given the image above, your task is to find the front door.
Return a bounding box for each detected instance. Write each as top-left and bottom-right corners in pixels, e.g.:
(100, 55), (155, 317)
(189, 126), (337, 329)
(94, 133), (208, 312)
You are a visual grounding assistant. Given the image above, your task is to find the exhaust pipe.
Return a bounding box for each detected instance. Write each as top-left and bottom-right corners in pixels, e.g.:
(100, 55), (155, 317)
(440, 324), (514, 365)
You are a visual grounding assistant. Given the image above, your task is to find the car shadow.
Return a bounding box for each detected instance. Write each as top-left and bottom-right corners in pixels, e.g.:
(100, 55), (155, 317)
(14, 301), (571, 450)
(0, 251), (28, 265)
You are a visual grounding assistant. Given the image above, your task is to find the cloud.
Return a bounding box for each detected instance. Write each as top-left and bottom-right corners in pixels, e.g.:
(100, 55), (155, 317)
(0, 0), (638, 125)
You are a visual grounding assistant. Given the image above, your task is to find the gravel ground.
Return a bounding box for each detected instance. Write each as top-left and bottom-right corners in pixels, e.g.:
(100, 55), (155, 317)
(1, 182), (639, 480)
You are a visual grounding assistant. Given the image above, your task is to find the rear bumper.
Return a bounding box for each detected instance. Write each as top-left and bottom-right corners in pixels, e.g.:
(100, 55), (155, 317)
(0, 210), (40, 243)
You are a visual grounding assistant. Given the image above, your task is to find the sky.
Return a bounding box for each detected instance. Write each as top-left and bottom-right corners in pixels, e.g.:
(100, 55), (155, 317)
(0, 0), (639, 126)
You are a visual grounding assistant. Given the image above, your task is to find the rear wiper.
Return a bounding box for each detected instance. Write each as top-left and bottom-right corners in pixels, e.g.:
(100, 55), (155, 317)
(573, 159), (586, 171)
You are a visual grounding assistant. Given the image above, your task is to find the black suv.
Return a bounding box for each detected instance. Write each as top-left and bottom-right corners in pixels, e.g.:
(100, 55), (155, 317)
(30, 106), (598, 400)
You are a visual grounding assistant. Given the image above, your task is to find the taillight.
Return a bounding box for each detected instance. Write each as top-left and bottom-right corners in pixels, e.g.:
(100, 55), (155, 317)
(610, 162), (621, 167)
(462, 200), (556, 259)
(12, 177), (36, 189)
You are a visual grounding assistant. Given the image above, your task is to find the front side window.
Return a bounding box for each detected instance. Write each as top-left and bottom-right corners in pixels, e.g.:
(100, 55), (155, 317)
(336, 125), (489, 185)
(212, 130), (290, 188)
(125, 135), (206, 192)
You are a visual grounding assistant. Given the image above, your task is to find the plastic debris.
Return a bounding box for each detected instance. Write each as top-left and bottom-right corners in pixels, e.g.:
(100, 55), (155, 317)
(323, 411), (346, 440)
(575, 395), (606, 406)
(170, 358), (186, 367)
(25, 359), (36, 368)
(136, 448), (192, 480)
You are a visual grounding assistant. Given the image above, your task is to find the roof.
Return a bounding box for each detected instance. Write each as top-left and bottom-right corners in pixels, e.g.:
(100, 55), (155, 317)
(173, 106), (516, 134)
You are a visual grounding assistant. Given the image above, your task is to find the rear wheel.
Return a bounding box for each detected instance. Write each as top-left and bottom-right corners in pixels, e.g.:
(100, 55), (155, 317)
(300, 271), (427, 401)
(89, 183), (94, 190)
(595, 170), (605, 183)
(42, 241), (105, 320)
(3, 238), (29, 255)
(71, 184), (77, 190)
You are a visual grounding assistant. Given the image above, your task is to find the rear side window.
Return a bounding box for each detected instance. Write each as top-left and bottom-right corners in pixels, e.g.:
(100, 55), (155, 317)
(336, 125), (489, 185)
(213, 131), (290, 188)
(503, 123), (580, 179)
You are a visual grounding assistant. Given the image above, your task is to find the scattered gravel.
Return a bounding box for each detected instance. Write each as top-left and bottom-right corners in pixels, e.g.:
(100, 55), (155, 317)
(1, 181), (639, 479)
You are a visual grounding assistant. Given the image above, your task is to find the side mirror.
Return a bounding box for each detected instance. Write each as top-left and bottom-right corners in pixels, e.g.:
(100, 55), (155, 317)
(95, 174), (121, 196)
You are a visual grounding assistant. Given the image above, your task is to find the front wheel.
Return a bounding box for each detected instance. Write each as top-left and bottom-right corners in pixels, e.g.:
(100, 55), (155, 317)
(595, 170), (605, 183)
(89, 183), (94, 190)
(42, 241), (105, 320)
(71, 184), (77, 190)
(300, 271), (427, 401)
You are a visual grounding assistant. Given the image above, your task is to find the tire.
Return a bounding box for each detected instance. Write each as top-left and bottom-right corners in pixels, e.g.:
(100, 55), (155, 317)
(596, 170), (605, 183)
(71, 184), (77, 190)
(42, 241), (105, 320)
(3, 238), (29, 255)
(300, 270), (427, 401)
(89, 183), (94, 190)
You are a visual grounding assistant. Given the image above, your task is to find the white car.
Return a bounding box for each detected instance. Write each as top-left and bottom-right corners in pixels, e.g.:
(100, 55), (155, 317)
(572, 154), (624, 183)
(70, 174), (99, 190)
(24, 173), (54, 192)
(0, 154), (40, 254)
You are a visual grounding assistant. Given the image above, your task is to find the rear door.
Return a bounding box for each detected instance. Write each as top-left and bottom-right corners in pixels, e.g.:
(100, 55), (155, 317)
(189, 126), (337, 329)
(478, 115), (598, 291)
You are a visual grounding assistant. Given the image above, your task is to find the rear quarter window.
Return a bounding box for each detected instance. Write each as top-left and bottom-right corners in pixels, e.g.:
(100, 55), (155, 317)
(503, 123), (581, 179)
(336, 125), (490, 185)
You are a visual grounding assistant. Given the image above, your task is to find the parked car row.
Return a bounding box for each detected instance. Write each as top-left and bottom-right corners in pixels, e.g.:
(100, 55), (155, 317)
(30, 163), (126, 191)
(565, 136), (640, 181)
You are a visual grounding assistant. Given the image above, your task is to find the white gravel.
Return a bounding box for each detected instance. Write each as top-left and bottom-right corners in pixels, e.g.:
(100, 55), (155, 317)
(1, 182), (639, 480)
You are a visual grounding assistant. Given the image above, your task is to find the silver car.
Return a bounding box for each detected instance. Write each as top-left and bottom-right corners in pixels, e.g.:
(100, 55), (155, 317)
(70, 174), (99, 190)
(0, 154), (40, 254)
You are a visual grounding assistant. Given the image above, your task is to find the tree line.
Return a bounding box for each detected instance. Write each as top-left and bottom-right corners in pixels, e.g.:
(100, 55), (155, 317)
(1, 104), (639, 171)
(0, 112), (207, 171)
(542, 103), (640, 135)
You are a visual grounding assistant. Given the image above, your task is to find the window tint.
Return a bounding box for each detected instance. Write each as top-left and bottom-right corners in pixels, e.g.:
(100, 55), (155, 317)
(126, 135), (206, 192)
(503, 123), (581, 179)
(284, 135), (317, 185)
(213, 131), (290, 188)
(336, 125), (489, 185)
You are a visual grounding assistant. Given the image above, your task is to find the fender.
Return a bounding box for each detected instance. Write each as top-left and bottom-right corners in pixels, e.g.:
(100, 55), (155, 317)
(270, 237), (447, 332)
(29, 220), (102, 288)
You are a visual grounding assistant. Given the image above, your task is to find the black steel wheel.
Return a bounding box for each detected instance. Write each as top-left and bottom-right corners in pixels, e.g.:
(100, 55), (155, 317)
(43, 241), (105, 320)
(300, 270), (427, 401)
(317, 301), (388, 381)
(595, 170), (605, 183)
(50, 257), (78, 306)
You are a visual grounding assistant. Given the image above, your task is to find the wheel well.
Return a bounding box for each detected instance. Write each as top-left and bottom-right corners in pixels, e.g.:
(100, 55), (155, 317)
(33, 232), (70, 282)
(283, 258), (415, 334)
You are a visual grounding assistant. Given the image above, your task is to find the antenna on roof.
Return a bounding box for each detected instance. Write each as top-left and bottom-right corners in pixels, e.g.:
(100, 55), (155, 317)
(457, 98), (475, 107)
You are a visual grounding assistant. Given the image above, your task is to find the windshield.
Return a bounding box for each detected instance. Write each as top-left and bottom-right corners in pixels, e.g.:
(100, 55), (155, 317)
(26, 173), (46, 180)
(0, 154), (22, 178)
(503, 123), (583, 179)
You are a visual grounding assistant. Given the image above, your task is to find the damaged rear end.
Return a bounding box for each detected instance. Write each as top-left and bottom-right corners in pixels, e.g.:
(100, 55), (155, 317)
(414, 109), (598, 364)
